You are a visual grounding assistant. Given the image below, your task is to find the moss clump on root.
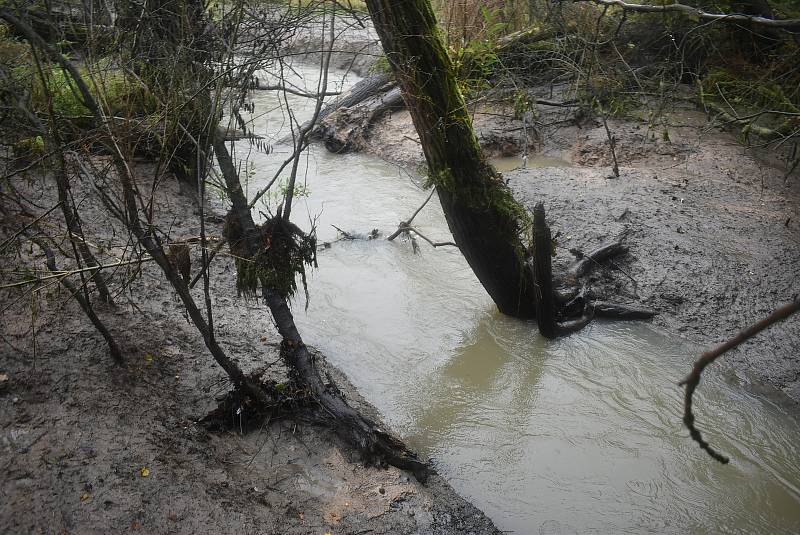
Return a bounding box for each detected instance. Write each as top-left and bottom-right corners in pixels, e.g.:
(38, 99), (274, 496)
(224, 213), (317, 301)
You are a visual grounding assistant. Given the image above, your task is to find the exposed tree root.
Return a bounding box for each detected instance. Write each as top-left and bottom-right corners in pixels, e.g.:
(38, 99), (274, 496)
(593, 301), (655, 320)
(529, 202), (654, 337)
(567, 240), (629, 281)
(269, 293), (429, 481)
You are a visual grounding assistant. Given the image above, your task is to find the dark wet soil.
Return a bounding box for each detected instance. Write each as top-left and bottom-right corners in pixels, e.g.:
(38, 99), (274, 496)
(0, 170), (499, 534)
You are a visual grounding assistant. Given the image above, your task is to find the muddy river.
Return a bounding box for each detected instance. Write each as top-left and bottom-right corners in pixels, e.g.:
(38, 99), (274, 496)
(234, 63), (800, 533)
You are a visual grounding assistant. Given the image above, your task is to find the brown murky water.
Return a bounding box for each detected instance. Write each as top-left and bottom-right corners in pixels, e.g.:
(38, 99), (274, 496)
(233, 63), (800, 534)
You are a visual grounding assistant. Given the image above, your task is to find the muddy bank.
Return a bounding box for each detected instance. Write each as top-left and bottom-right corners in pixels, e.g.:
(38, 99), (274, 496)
(361, 92), (800, 403)
(0, 172), (499, 534)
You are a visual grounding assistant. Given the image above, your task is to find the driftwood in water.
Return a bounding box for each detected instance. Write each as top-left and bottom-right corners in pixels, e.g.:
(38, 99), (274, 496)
(315, 86), (405, 153)
(213, 129), (429, 481)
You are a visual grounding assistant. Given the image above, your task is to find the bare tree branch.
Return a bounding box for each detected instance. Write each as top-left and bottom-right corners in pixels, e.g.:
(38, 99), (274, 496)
(571, 0), (800, 30)
(679, 298), (800, 464)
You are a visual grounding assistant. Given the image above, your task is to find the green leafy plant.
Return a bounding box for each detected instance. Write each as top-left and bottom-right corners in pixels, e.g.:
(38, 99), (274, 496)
(30, 65), (157, 118)
(449, 6), (506, 97)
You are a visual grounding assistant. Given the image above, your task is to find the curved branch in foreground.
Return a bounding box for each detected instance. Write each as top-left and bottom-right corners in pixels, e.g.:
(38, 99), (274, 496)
(572, 0), (800, 30)
(679, 298), (800, 464)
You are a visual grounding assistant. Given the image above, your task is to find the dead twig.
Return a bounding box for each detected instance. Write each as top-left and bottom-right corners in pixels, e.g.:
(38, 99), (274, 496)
(30, 236), (123, 364)
(572, 0), (800, 30)
(0, 202), (62, 254)
(405, 226), (457, 249)
(601, 115), (620, 178)
(679, 298), (800, 464)
(387, 188), (436, 241)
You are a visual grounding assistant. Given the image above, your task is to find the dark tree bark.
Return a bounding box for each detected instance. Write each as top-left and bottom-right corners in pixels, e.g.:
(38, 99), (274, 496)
(531, 203), (557, 338)
(365, 0), (538, 318)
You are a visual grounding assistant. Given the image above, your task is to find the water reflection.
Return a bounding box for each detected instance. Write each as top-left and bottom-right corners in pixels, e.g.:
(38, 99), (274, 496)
(405, 311), (546, 450)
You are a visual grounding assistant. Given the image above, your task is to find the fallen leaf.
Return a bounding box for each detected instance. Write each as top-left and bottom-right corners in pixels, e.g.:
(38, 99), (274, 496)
(140, 467), (150, 477)
(79, 492), (91, 502)
(131, 520), (141, 530)
(144, 354), (154, 363)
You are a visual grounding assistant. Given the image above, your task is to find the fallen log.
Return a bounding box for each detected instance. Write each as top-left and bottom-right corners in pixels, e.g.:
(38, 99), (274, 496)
(308, 26), (557, 149)
(308, 71), (396, 130)
(316, 86), (405, 153)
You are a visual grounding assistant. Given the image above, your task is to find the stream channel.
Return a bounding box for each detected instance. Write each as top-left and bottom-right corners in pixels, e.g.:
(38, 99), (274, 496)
(233, 62), (800, 534)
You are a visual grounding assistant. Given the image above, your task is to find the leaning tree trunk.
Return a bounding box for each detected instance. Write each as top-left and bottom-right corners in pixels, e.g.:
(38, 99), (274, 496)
(365, 0), (537, 318)
(213, 131), (429, 481)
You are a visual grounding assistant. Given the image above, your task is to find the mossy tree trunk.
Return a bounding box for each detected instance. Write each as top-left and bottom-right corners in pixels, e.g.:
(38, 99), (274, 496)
(365, 0), (537, 318)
